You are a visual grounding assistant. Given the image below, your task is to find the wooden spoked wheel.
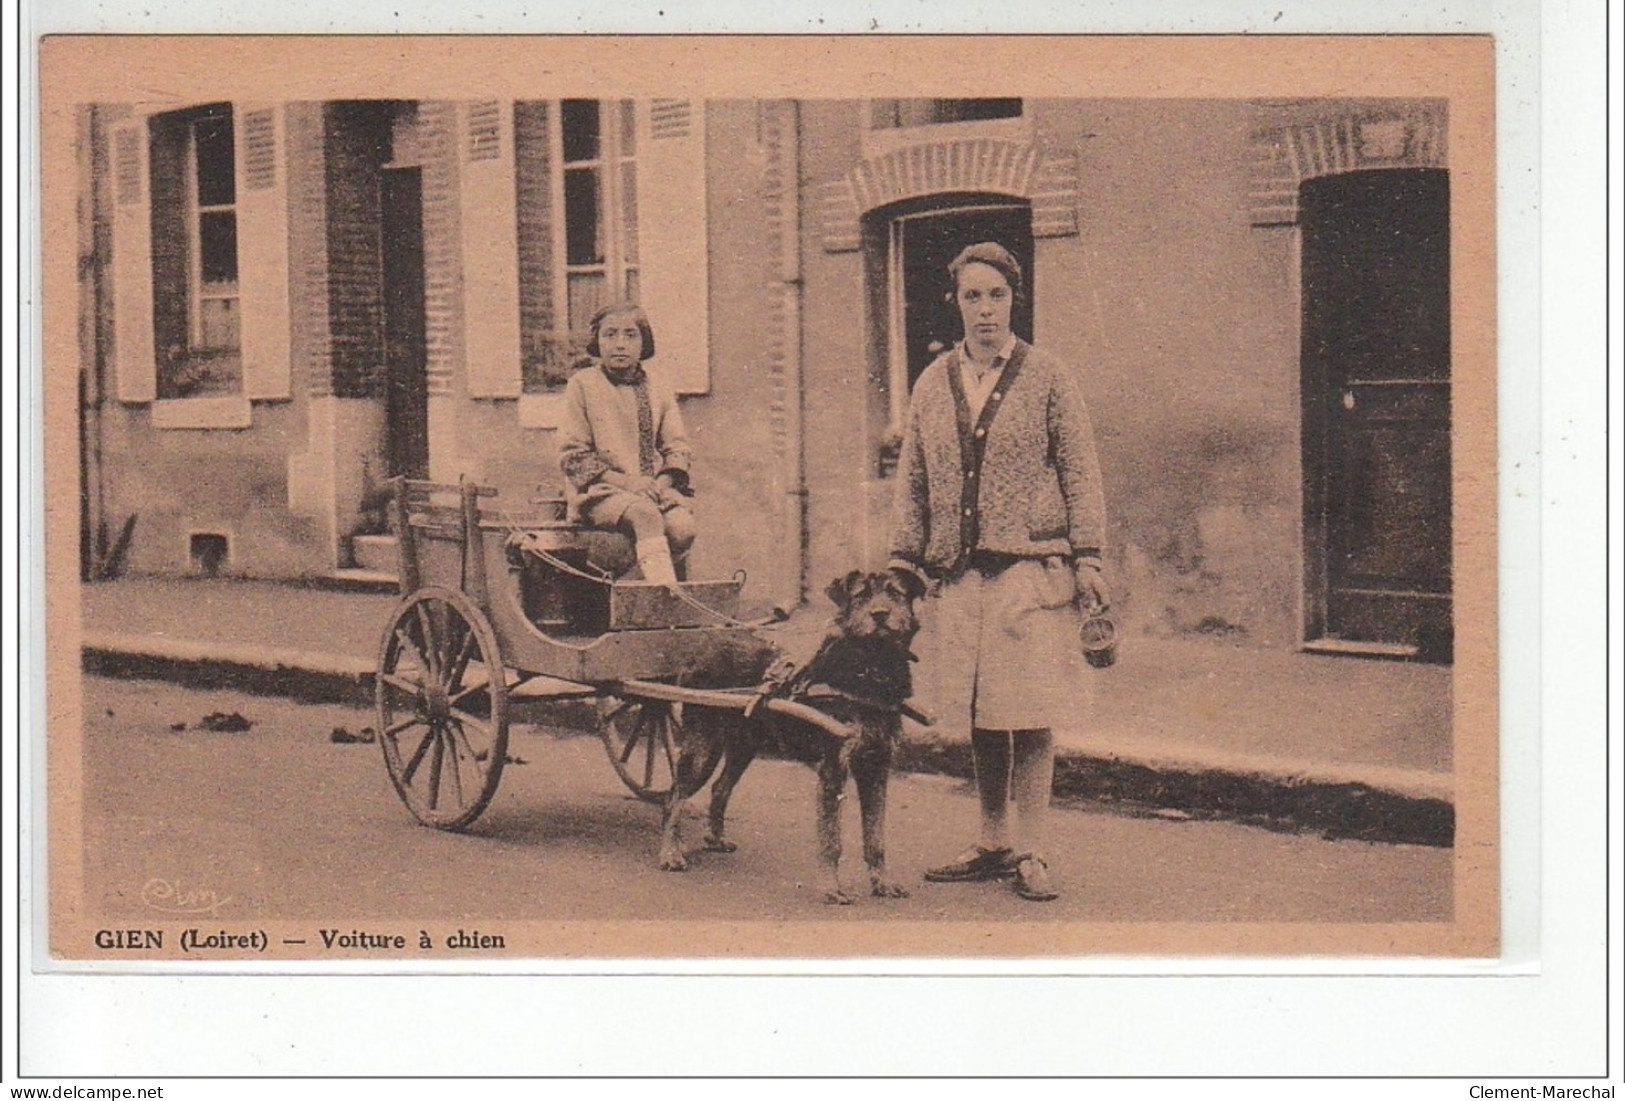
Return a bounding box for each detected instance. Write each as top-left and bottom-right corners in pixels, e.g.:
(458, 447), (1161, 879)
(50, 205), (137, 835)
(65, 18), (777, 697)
(597, 695), (681, 804)
(376, 586), (509, 830)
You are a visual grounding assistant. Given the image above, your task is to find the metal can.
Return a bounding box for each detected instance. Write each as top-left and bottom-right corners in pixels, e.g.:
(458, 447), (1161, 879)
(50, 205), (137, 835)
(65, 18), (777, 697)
(1079, 611), (1118, 669)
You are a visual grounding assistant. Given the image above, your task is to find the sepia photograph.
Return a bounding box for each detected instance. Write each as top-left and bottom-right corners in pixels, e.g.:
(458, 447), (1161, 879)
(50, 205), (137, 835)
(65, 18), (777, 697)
(39, 34), (1498, 962)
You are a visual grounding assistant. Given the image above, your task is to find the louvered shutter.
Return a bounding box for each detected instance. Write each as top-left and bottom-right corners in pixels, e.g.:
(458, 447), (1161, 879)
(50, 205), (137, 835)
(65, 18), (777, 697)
(109, 118), (157, 403)
(235, 103), (292, 400)
(636, 100), (709, 394)
(462, 100), (522, 398)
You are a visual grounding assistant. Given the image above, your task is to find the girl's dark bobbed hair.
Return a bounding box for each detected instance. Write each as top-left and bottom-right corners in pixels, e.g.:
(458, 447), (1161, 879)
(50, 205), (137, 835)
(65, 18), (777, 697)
(586, 302), (656, 360)
(946, 241), (1025, 307)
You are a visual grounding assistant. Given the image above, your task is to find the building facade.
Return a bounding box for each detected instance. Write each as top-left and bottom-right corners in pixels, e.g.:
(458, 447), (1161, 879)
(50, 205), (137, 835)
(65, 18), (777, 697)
(77, 96), (1453, 659)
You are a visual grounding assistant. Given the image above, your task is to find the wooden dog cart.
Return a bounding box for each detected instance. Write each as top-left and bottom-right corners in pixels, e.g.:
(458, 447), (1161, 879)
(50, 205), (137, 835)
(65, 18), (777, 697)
(374, 478), (849, 830)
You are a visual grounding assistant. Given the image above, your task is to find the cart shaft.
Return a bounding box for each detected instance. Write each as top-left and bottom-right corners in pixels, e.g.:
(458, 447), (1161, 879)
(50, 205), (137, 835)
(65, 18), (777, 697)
(612, 678), (855, 742)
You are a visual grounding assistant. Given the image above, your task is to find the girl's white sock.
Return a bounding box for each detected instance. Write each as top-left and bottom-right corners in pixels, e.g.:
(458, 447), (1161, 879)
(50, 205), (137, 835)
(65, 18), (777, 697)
(635, 537), (679, 586)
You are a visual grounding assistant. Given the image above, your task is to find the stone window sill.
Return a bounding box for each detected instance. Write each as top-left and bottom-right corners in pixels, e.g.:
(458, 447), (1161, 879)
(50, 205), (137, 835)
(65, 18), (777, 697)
(151, 396), (253, 430)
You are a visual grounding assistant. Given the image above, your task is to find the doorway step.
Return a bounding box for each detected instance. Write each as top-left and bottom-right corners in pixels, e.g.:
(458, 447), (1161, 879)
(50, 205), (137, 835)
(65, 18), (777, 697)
(331, 533), (399, 590)
(1301, 637), (1419, 661)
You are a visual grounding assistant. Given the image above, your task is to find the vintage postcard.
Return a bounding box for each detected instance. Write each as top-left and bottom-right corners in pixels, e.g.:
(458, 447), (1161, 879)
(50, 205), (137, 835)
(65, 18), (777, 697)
(39, 34), (1497, 962)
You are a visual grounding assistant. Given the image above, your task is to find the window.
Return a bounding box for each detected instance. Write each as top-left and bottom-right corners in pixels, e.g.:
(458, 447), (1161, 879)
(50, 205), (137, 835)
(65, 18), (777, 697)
(150, 104), (243, 398)
(511, 98), (707, 411)
(869, 99), (1023, 130)
(563, 98), (640, 350)
(108, 101), (289, 417)
(520, 99), (640, 392)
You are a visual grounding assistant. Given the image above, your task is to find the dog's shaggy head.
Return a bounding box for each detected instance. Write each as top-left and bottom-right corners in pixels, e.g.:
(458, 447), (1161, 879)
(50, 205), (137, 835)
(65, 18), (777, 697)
(798, 570), (922, 710)
(825, 569), (920, 646)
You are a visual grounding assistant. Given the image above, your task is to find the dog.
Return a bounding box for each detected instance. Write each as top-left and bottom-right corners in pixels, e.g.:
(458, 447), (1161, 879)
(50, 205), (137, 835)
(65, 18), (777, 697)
(656, 568), (925, 904)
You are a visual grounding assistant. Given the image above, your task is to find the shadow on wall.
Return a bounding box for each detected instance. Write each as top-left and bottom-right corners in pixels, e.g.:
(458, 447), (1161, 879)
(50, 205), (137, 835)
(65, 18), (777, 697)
(1109, 418), (1297, 647)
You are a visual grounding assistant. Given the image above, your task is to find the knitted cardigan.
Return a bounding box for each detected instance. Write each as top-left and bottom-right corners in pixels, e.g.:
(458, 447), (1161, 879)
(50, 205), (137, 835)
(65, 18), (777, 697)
(888, 339), (1106, 576)
(557, 364), (692, 493)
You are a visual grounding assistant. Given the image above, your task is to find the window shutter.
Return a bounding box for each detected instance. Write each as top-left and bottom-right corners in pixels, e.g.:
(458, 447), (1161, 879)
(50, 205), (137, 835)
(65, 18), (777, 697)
(109, 118), (157, 403)
(636, 100), (709, 394)
(235, 103), (292, 400)
(461, 100), (522, 398)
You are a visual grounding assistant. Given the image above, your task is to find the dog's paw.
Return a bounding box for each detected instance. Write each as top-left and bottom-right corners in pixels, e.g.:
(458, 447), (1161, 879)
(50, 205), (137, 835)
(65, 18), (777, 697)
(702, 835), (737, 853)
(823, 888), (855, 906)
(658, 851), (690, 872)
(870, 879), (910, 899)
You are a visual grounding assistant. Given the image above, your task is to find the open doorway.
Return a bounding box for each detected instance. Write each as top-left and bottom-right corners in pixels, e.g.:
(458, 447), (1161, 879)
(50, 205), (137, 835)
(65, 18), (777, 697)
(869, 195), (1033, 469)
(892, 198), (1033, 388)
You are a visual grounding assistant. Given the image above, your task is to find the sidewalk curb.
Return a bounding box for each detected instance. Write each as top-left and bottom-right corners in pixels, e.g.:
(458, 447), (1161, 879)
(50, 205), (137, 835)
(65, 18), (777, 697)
(897, 742), (1453, 848)
(82, 635), (1453, 849)
(84, 633), (377, 706)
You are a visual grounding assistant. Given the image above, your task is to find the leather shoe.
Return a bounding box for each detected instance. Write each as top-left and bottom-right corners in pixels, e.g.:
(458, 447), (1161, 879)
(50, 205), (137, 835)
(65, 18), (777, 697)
(1012, 855), (1059, 901)
(924, 845), (1018, 882)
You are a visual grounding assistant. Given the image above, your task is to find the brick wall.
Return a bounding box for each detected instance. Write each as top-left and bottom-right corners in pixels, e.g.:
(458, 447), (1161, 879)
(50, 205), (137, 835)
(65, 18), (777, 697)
(514, 101), (557, 389)
(817, 136), (1079, 253)
(785, 102), (878, 591)
(1247, 102), (1448, 226)
(322, 101), (390, 399)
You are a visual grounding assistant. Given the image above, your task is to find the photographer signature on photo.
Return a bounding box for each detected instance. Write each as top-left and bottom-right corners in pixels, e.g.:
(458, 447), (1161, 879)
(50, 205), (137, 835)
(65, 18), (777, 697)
(140, 876), (232, 916)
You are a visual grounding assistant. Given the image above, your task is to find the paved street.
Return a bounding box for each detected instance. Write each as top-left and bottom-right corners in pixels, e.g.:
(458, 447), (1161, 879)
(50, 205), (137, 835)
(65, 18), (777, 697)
(76, 676), (1451, 930)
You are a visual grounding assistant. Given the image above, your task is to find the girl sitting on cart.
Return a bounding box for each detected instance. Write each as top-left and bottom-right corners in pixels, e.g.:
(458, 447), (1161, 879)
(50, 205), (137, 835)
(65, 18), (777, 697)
(557, 302), (696, 587)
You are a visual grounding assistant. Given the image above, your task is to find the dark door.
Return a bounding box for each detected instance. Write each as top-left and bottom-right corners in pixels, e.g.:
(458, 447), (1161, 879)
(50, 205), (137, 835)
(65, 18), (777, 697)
(1301, 168), (1452, 660)
(895, 201), (1034, 388)
(381, 167), (429, 480)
